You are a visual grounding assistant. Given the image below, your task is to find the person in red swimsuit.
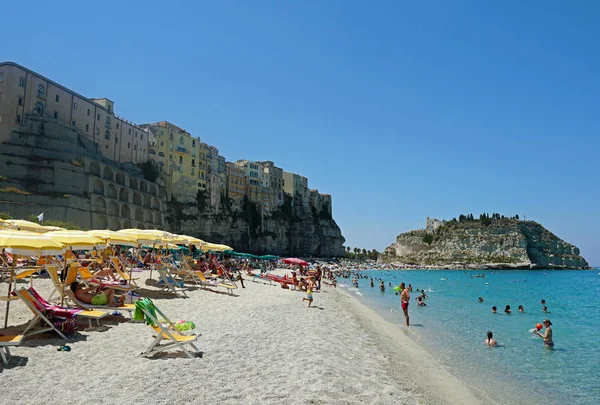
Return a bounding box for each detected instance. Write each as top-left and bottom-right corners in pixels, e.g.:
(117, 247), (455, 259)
(400, 282), (410, 326)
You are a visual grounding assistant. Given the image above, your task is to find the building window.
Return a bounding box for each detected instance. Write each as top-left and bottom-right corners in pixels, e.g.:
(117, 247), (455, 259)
(106, 116), (111, 126)
(95, 127), (99, 136)
(179, 156), (183, 164)
(105, 130), (110, 140)
(192, 139), (196, 147)
(72, 120), (76, 126)
(19, 77), (26, 87)
(16, 114), (21, 124)
(134, 145), (137, 151)
(73, 102), (77, 110)
(37, 84), (45, 98)
(128, 128), (131, 135)
(53, 111), (58, 119)
(179, 136), (184, 144)
(160, 141), (163, 146)
(115, 136), (118, 143)
(86, 124), (89, 132)
(191, 168), (195, 176)
(55, 94), (60, 102)
(97, 114), (100, 121)
(116, 122), (119, 129)
(135, 132), (138, 138)
(18, 97), (23, 106)
(0, 72), (3, 82)
(87, 108), (91, 116)
(170, 134), (173, 140)
(192, 159), (195, 167)
(35, 101), (44, 115)
(140, 134), (143, 140)
(127, 142), (130, 148)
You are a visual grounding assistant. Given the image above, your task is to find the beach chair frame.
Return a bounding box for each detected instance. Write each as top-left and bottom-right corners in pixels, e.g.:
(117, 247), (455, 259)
(156, 268), (188, 297)
(139, 304), (200, 359)
(0, 335), (23, 365)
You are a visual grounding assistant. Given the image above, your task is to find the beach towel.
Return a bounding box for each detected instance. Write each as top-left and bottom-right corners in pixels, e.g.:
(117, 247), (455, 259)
(134, 298), (158, 326)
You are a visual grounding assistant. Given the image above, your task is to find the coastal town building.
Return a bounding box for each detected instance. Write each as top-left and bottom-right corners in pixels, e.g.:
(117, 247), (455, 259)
(426, 217), (447, 232)
(0, 62), (149, 165)
(226, 162), (246, 201)
(141, 121), (200, 199)
(0, 62), (164, 230)
(235, 160), (262, 205)
(283, 171), (309, 207)
(259, 161), (284, 210)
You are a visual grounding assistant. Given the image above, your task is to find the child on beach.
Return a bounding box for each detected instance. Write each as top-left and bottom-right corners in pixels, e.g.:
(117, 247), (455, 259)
(302, 277), (315, 308)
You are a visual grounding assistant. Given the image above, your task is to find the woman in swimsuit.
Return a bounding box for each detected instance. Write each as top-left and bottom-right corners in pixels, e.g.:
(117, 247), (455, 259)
(535, 319), (554, 347)
(484, 331), (497, 347)
(400, 282), (410, 326)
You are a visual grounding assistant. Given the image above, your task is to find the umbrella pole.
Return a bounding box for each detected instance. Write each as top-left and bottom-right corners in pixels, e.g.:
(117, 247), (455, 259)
(4, 255), (17, 329)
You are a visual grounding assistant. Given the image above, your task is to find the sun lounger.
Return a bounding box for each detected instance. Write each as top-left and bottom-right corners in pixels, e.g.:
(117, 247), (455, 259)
(46, 265), (136, 317)
(134, 298), (200, 359)
(155, 268), (188, 297)
(110, 257), (139, 286)
(196, 272), (237, 295)
(0, 334), (24, 365)
(77, 265), (136, 291)
(15, 287), (107, 339)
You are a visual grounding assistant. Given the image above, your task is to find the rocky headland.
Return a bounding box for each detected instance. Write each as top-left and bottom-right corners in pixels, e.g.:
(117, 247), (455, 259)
(381, 218), (589, 269)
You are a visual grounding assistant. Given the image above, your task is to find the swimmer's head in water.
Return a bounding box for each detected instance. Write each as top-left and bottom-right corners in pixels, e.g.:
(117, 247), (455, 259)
(492, 306), (497, 312)
(487, 331), (493, 340)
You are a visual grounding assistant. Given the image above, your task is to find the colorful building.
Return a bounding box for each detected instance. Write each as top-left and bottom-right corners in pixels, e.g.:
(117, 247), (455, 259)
(226, 162), (245, 200)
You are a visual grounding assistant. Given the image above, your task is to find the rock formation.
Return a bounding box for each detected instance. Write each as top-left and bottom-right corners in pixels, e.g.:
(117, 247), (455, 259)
(166, 194), (346, 257)
(382, 219), (588, 269)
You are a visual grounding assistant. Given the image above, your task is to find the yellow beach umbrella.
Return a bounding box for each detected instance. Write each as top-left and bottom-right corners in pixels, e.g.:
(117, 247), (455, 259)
(0, 229), (67, 328)
(175, 235), (206, 247)
(117, 229), (172, 244)
(87, 230), (138, 247)
(46, 230), (105, 251)
(5, 219), (47, 233)
(203, 243), (233, 252)
(42, 225), (66, 231)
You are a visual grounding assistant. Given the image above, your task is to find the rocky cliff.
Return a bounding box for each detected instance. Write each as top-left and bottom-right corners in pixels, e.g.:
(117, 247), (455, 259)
(166, 193), (346, 258)
(382, 219), (588, 269)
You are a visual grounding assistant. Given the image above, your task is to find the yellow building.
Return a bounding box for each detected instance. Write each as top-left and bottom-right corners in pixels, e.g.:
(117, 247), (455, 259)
(226, 162), (246, 200)
(141, 121), (201, 199)
(197, 142), (208, 190)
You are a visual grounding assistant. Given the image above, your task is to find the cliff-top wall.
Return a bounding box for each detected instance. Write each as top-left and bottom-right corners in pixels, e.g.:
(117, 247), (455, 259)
(382, 219), (588, 269)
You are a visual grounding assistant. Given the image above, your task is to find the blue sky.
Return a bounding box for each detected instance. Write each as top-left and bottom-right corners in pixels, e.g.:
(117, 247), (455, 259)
(2, 1), (599, 264)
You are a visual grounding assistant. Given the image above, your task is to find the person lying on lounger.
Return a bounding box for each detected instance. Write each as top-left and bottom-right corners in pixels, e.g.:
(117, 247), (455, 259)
(70, 281), (124, 306)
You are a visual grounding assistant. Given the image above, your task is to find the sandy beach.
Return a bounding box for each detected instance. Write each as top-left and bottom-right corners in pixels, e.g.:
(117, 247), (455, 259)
(1, 271), (484, 405)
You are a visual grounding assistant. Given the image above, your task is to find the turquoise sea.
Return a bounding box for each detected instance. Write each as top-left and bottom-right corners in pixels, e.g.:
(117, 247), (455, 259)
(339, 269), (600, 405)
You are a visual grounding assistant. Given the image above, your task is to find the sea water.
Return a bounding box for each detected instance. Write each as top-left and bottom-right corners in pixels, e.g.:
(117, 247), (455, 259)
(340, 270), (600, 405)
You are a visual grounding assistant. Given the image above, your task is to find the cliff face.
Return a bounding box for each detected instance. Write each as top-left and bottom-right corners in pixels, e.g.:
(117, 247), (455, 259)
(165, 195), (346, 258)
(382, 219), (588, 269)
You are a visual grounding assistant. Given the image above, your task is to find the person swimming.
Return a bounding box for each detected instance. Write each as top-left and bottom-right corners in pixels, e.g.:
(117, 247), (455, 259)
(535, 319), (554, 347)
(492, 306), (497, 314)
(417, 296), (426, 307)
(484, 331), (497, 347)
(478, 297), (484, 303)
(542, 306), (548, 313)
(518, 305), (524, 313)
(504, 305), (511, 314)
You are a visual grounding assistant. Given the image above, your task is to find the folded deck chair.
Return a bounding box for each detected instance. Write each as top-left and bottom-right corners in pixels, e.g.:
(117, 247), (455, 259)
(0, 334), (24, 365)
(47, 264), (136, 317)
(134, 298), (200, 359)
(15, 287), (107, 339)
(196, 272), (237, 295)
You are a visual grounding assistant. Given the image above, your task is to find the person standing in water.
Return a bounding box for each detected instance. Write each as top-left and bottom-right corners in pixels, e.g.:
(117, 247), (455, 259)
(484, 331), (498, 347)
(370, 278), (374, 288)
(400, 282), (410, 326)
(535, 319), (554, 347)
(380, 281), (385, 292)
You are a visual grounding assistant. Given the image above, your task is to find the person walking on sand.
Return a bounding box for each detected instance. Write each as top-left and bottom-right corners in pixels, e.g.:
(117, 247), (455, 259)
(302, 277), (315, 308)
(400, 282), (410, 326)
